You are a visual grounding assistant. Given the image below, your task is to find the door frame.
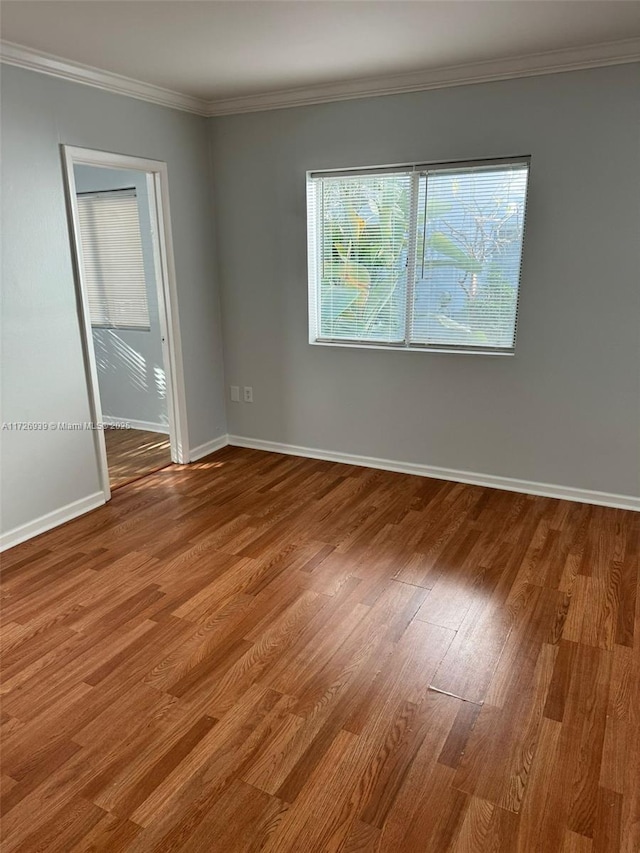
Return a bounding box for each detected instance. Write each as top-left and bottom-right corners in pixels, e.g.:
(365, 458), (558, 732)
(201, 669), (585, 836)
(61, 145), (190, 501)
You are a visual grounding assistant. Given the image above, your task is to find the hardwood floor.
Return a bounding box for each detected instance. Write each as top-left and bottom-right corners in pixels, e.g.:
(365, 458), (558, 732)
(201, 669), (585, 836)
(104, 427), (171, 489)
(1, 447), (638, 852)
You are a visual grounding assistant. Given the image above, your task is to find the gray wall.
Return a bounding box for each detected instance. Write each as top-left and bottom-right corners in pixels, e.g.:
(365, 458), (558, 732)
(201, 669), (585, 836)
(1, 65), (226, 537)
(210, 64), (640, 498)
(74, 165), (169, 431)
(2, 61), (639, 544)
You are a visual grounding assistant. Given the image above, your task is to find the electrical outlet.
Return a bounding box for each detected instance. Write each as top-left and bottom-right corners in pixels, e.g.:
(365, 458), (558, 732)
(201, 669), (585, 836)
(243, 386), (253, 403)
(230, 385), (240, 402)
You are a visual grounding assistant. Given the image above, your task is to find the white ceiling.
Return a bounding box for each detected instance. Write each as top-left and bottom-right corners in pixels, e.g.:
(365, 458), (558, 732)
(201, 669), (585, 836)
(2, 1), (640, 106)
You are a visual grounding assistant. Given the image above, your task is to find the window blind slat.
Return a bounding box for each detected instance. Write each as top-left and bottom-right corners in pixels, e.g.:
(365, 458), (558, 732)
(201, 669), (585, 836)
(76, 188), (151, 330)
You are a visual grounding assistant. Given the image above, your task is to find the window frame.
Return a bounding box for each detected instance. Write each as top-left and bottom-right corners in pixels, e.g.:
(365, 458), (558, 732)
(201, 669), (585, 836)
(307, 155), (530, 356)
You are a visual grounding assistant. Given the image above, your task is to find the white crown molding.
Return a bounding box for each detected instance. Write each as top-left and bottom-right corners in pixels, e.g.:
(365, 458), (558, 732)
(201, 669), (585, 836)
(206, 37), (640, 115)
(0, 40), (210, 115)
(227, 435), (640, 512)
(2, 37), (639, 118)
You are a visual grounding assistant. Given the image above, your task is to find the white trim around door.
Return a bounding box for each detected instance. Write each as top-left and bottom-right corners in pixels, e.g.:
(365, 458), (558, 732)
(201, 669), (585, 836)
(61, 145), (191, 502)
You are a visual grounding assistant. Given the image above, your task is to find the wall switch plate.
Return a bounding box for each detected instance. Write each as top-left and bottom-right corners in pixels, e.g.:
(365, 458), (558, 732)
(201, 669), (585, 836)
(243, 386), (253, 403)
(230, 385), (240, 402)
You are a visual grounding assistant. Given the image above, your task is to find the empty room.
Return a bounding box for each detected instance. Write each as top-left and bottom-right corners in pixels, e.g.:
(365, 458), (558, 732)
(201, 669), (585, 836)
(1, 2), (639, 851)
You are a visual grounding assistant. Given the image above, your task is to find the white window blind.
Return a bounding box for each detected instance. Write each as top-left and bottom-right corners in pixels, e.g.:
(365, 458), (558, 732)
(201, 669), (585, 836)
(308, 158), (530, 354)
(312, 172), (412, 344)
(76, 188), (150, 330)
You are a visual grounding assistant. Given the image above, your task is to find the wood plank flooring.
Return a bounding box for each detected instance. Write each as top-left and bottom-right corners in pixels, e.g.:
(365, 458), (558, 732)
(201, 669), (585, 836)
(104, 427), (171, 489)
(1, 447), (638, 852)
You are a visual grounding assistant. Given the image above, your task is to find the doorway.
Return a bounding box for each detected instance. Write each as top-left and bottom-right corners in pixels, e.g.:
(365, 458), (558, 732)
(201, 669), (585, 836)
(62, 146), (190, 499)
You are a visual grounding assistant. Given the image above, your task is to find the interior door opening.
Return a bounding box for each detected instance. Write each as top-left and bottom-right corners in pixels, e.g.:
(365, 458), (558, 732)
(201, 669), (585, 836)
(62, 146), (190, 500)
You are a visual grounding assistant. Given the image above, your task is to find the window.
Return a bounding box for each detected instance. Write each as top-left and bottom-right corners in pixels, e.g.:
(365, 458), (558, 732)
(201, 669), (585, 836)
(76, 188), (150, 330)
(307, 157), (530, 354)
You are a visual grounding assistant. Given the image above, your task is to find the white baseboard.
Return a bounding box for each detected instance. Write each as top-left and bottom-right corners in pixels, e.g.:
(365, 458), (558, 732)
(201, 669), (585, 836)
(0, 491), (106, 553)
(228, 434), (640, 511)
(1, 434), (229, 551)
(3, 433), (635, 554)
(102, 416), (170, 434)
(190, 435), (229, 462)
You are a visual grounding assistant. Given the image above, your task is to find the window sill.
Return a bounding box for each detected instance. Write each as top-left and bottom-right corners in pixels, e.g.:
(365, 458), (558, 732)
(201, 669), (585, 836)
(310, 338), (515, 356)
